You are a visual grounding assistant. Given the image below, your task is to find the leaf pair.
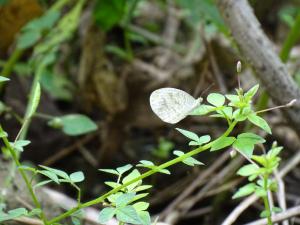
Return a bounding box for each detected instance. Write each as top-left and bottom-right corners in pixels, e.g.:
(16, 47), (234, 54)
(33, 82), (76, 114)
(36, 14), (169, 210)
(99, 193), (151, 225)
(176, 128), (211, 146)
(0, 207), (41, 223)
(36, 165), (84, 188)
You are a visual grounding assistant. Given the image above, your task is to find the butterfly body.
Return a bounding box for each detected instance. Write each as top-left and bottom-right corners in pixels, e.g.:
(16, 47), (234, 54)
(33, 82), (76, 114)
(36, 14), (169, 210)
(150, 88), (201, 124)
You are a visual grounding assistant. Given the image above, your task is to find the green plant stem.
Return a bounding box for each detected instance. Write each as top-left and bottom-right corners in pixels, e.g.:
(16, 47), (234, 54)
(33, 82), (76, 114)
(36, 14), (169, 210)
(73, 184), (81, 205)
(263, 174), (273, 225)
(48, 120), (238, 224)
(0, 125), (48, 224)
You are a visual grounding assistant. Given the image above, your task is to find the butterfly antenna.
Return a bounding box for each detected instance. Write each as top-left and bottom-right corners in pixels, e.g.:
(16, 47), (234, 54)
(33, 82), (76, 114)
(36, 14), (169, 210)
(199, 83), (215, 97)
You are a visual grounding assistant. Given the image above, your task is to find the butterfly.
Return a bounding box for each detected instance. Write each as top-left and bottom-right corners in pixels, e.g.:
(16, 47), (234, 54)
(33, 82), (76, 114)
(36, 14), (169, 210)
(150, 87), (202, 124)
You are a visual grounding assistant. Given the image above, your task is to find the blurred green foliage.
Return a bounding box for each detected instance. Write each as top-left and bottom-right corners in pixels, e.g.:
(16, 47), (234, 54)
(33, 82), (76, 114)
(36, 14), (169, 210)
(175, 0), (228, 33)
(0, 0), (8, 6)
(93, 0), (126, 31)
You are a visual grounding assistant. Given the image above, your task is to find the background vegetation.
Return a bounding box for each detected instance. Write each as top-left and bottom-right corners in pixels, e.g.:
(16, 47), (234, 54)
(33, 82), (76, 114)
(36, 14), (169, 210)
(1, 0), (300, 224)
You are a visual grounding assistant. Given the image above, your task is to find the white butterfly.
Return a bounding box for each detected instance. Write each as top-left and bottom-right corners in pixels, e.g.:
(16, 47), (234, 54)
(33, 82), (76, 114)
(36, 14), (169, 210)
(150, 87), (202, 124)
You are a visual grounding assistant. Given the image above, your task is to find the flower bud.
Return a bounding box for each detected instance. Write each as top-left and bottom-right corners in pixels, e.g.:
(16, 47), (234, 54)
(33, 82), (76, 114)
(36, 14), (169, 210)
(237, 61), (242, 73)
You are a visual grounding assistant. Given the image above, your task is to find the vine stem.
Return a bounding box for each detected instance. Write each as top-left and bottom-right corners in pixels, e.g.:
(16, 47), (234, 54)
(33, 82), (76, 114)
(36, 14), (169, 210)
(263, 174), (273, 225)
(48, 120), (238, 224)
(0, 125), (48, 224)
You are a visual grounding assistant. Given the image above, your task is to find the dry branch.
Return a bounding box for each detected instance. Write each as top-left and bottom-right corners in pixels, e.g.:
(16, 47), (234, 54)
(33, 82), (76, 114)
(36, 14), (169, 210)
(215, 0), (300, 134)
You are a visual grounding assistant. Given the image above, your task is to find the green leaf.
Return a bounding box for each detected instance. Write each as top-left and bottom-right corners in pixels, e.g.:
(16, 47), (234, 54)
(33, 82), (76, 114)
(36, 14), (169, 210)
(23, 11), (60, 31)
(33, 180), (52, 189)
(267, 146), (283, 158)
(176, 128), (199, 142)
(11, 140), (31, 152)
(0, 208), (28, 222)
(173, 150), (184, 157)
(70, 171), (85, 183)
(237, 164), (259, 177)
(183, 156), (204, 166)
(98, 207), (116, 224)
(138, 211), (151, 225)
(38, 171), (60, 184)
(260, 210), (271, 218)
(154, 166), (171, 175)
(51, 114), (97, 136)
(232, 183), (256, 199)
(138, 160), (154, 167)
(93, 0), (126, 31)
(17, 31), (41, 49)
(116, 205), (141, 225)
(104, 181), (121, 189)
(211, 136), (235, 151)
(39, 165), (70, 180)
(272, 207), (282, 213)
(173, 150), (203, 166)
(220, 107), (233, 119)
(238, 133), (265, 143)
(190, 104), (215, 115)
(99, 169), (119, 176)
(244, 84), (259, 101)
(252, 155), (268, 167)
(0, 130), (8, 138)
(107, 192), (122, 204)
(116, 193), (136, 207)
(175, 0), (227, 33)
(27, 82), (41, 118)
(198, 135), (211, 144)
(136, 160), (170, 174)
(122, 169), (142, 191)
(133, 202), (149, 211)
(233, 133), (265, 158)
(207, 93), (225, 107)
(41, 69), (74, 101)
(225, 94), (240, 104)
(247, 113), (272, 134)
(71, 217), (81, 225)
(189, 140), (200, 146)
(133, 193), (149, 202)
(28, 208), (42, 217)
(0, 76), (9, 82)
(255, 187), (267, 197)
(35, 11), (61, 30)
(135, 185), (152, 192)
(116, 164), (133, 175)
(189, 135), (211, 146)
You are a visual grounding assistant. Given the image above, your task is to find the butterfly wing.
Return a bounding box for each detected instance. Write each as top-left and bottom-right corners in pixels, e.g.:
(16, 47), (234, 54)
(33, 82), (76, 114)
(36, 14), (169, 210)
(150, 88), (201, 124)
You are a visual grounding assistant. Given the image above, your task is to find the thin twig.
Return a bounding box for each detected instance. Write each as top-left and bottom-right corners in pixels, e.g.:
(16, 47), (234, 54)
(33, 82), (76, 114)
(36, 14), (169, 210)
(245, 205), (300, 225)
(42, 134), (95, 166)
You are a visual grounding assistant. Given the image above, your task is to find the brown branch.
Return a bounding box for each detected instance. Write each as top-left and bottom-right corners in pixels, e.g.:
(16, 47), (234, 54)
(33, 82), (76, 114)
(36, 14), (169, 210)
(215, 0), (300, 134)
